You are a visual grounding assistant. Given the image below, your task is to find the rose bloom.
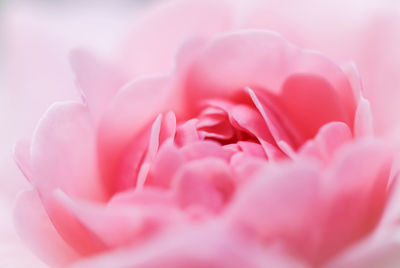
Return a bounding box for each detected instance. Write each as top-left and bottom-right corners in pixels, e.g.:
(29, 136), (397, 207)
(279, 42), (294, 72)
(8, 0), (400, 267)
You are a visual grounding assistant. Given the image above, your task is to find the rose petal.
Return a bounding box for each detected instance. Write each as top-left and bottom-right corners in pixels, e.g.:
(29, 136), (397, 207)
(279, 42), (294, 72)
(230, 104), (273, 143)
(98, 76), (172, 196)
(108, 188), (174, 208)
(174, 119), (201, 147)
(279, 74), (350, 140)
(298, 122), (352, 162)
(237, 141), (267, 159)
(229, 153), (265, 184)
(13, 140), (32, 182)
(147, 140), (186, 189)
(229, 160), (321, 261)
(118, 0), (232, 76)
(185, 31), (355, 120)
(172, 158), (235, 213)
(14, 190), (79, 267)
(70, 49), (125, 124)
(31, 101), (104, 201)
(325, 227), (400, 268)
(246, 88), (296, 156)
(342, 62), (363, 102)
(181, 140), (233, 162)
(70, 223), (303, 268)
(354, 95), (374, 138)
(53, 190), (180, 249)
(319, 139), (394, 263)
(159, 111), (177, 144)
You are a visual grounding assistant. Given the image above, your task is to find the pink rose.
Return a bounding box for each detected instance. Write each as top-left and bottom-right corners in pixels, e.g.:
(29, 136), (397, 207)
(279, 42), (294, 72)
(10, 0), (400, 267)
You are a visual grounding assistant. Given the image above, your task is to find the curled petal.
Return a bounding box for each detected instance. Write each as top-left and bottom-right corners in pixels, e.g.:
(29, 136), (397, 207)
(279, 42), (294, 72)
(319, 139), (394, 262)
(354, 96), (374, 138)
(14, 190), (79, 266)
(70, 49), (125, 124)
(31, 101), (104, 201)
(53, 190), (180, 249)
(184, 30), (356, 121)
(98, 76), (172, 196)
(13, 140), (32, 182)
(299, 122), (352, 162)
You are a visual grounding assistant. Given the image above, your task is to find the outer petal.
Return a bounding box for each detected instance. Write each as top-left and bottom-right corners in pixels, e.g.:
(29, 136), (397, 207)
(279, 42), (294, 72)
(354, 95), (374, 138)
(71, 223), (305, 268)
(30, 102), (107, 255)
(240, 0), (400, 138)
(118, 0), (232, 76)
(13, 140), (32, 182)
(31, 101), (104, 201)
(325, 227), (400, 268)
(13, 190), (78, 266)
(184, 30), (356, 127)
(229, 160), (322, 261)
(97, 76), (173, 196)
(70, 49), (126, 124)
(317, 139), (394, 263)
(53, 190), (181, 250)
